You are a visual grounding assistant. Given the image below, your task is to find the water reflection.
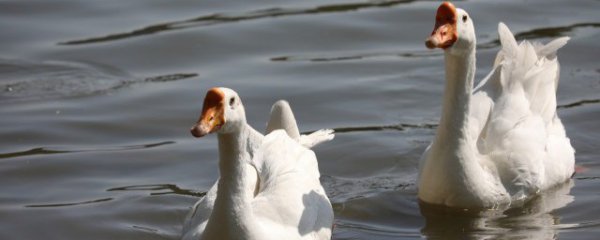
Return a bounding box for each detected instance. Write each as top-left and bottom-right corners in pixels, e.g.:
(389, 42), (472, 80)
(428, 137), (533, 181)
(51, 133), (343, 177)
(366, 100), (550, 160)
(420, 180), (574, 239)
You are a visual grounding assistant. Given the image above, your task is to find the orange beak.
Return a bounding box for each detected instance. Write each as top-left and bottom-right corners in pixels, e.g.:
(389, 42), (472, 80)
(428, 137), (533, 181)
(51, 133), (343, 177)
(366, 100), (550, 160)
(425, 2), (458, 49)
(190, 88), (225, 138)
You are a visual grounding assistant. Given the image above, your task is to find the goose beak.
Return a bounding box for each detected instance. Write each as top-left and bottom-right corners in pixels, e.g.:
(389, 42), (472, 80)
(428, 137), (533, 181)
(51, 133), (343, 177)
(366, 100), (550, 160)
(425, 2), (458, 49)
(191, 88), (225, 138)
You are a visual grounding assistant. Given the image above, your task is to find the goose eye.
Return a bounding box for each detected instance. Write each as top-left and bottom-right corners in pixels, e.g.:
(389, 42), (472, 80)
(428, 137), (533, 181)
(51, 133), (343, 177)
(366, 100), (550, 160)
(229, 97), (235, 106)
(462, 15), (468, 23)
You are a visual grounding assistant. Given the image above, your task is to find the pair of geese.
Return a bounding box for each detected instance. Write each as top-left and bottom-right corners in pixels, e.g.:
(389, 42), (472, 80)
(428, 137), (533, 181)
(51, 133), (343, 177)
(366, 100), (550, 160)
(183, 2), (575, 239)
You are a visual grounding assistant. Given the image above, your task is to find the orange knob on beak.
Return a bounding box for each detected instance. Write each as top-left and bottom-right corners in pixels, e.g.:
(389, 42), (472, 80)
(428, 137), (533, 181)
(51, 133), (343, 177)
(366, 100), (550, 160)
(425, 2), (458, 49)
(191, 88), (225, 138)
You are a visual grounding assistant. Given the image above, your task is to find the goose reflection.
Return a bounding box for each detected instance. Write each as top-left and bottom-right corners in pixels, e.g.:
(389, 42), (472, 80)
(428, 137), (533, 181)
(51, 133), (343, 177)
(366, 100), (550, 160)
(420, 180), (574, 239)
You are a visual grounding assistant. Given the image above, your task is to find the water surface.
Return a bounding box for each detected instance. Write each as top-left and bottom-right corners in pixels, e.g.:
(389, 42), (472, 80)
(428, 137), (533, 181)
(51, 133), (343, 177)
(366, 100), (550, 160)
(1, 0), (599, 239)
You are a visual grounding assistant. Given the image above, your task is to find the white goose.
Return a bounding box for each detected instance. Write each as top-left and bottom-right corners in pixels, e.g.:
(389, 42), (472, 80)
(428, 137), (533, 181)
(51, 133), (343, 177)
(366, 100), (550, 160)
(183, 87), (334, 240)
(418, 2), (575, 209)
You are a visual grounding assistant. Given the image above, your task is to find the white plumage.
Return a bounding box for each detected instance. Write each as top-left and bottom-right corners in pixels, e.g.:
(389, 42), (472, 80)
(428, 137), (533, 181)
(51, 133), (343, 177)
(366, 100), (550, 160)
(266, 100), (335, 148)
(418, 2), (574, 208)
(184, 87), (334, 240)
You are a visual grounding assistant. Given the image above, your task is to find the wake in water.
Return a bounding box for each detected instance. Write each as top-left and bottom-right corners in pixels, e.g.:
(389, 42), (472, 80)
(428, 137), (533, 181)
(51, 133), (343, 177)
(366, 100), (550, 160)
(0, 58), (197, 102)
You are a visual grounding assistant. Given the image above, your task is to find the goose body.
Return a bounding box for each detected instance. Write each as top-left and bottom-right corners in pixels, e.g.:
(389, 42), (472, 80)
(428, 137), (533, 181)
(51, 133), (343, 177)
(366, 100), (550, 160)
(418, 2), (575, 208)
(183, 88), (334, 240)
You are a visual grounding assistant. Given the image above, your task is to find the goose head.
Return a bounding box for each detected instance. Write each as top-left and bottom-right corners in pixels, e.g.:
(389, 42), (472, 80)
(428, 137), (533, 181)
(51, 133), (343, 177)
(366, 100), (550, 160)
(425, 2), (475, 55)
(190, 87), (246, 137)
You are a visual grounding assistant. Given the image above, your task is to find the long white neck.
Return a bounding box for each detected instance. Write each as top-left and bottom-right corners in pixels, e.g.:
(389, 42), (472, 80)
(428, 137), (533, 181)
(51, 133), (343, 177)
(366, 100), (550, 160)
(433, 49), (476, 149)
(203, 124), (264, 239)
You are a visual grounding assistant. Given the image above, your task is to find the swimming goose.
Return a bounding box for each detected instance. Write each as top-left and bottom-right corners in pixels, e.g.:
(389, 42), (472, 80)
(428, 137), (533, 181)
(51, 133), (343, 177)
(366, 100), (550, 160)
(418, 2), (575, 209)
(183, 87), (334, 240)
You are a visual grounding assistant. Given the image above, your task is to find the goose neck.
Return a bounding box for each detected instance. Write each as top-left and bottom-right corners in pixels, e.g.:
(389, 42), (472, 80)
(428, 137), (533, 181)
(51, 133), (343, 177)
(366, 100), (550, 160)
(216, 124), (259, 198)
(435, 50), (476, 147)
(203, 124), (264, 238)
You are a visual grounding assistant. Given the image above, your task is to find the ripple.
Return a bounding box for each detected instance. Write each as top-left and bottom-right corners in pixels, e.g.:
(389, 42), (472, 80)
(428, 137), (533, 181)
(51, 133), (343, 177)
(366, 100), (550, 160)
(0, 58), (198, 102)
(574, 176), (600, 181)
(131, 225), (159, 233)
(25, 197), (113, 208)
(557, 98), (600, 109)
(301, 123), (437, 135)
(0, 58), (130, 101)
(478, 22), (600, 49)
(298, 98), (595, 136)
(322, 174), (416, 203)
(107, 184), (206, 197)
(59, 0), (418, 45)
(556, 220), (600, 230)
(271, 50), (442, 63)
(514, 22), (600, 40)
(335, 220), (420, 237)
(0, 148), (70, 159)
(275, 22), (600, 63)
(104, 72), (198, 93)
(0, 141), (175, 160)
(143, 73), (198, 83)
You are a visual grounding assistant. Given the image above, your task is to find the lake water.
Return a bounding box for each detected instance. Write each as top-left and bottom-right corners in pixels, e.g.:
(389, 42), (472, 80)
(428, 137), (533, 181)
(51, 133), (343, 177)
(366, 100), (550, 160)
(1, 0), (599, 239)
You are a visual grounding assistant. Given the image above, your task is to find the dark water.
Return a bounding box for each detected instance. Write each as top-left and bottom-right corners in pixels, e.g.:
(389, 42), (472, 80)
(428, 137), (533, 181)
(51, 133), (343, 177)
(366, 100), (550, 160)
(1, 0), (599, 239)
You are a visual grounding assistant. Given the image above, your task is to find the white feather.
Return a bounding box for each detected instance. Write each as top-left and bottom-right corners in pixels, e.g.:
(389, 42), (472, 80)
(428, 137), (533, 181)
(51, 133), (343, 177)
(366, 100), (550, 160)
(266, 100), (335, 148)
(183, 90), (334, 240)
(418, 16), (574, 208)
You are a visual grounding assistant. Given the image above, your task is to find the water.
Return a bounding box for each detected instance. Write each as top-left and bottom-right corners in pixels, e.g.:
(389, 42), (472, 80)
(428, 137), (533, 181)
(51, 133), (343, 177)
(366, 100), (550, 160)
(1, 0), (599, 239)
